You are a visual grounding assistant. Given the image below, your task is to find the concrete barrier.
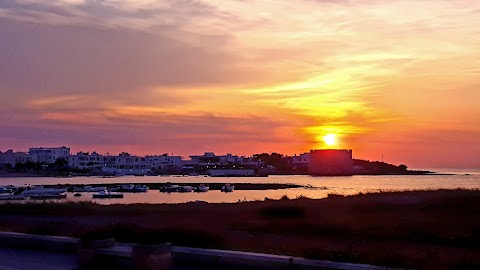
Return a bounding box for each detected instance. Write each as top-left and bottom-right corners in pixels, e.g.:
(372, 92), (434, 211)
(0, 231), (77, 252)
(171, 247), (398, 270)
(132, 243), (173, 270)
(0, 232), (402, 270)
(77, 238), (116, 269)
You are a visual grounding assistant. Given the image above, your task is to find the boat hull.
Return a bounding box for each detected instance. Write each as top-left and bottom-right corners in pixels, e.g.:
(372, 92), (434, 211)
(93, 194), (124, 199)
(30, 194), (67, 200)
(0, 194), (25, 201)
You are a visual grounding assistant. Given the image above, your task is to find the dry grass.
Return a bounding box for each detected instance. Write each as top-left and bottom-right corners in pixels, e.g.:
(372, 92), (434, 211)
(0, 189), (479, 270)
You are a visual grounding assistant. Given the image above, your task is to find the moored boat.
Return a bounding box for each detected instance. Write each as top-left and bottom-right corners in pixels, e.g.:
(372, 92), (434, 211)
(73, 186), (107, 192)
(92, 191), (124, 199)
(23, 186), (67, 196)
(0, 186), (13, 194)
(160, 183), (180, 193)
(178, 186), (194, 192)
(195, 184), (209, 192)
(29, 193), (67, 200)
(0, 194), (26, 201)
(221, 184), (234, 192)
(119, 184), (148, 193)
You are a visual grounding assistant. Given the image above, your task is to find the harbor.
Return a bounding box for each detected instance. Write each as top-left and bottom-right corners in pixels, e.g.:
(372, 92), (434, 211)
(0, 172), (479, 204)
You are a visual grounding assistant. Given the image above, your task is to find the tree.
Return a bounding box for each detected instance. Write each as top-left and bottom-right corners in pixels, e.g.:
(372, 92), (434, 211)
(4, 163), (13, 171)
(54, 158), (68, 170)
(252, 153), (288, 172)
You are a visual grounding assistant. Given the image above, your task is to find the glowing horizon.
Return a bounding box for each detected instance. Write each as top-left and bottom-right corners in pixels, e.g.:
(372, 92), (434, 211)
(0, 0), (479, 168)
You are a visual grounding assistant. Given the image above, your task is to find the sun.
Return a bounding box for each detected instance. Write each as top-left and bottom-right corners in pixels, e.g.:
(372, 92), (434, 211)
(323, 133), (337, 146)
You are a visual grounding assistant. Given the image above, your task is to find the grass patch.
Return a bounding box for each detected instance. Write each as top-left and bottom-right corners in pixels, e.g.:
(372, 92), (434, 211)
(0, 201), (98, 216)
(259, 205), (306, 219)
(74, 223), (226, 249)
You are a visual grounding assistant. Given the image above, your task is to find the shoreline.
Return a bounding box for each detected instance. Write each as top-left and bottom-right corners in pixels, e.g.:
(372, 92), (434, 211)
(0, 171), (452, 179)
(46, 182), (305, 191)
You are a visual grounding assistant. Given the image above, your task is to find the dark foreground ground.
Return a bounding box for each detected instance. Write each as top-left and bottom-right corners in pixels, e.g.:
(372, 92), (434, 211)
(0, 189), (479, 270)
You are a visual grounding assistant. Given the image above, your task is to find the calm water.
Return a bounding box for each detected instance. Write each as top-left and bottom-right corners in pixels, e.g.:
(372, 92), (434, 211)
(1, 169), (479, 204)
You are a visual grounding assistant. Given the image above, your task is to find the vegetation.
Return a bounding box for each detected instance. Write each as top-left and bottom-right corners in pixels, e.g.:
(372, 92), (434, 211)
(353, 159), (426, 174)
(0, 189), (479, 269)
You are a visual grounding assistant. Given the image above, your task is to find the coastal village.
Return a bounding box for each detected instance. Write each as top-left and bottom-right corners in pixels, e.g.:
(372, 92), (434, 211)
(0, 146), (412, 177)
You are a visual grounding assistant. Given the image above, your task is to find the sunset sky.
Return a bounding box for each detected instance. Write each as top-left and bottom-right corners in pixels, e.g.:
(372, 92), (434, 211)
(1, 0), (479, 168)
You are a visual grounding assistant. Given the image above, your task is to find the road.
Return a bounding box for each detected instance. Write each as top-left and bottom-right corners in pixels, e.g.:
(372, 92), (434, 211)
(0, 247), (77, 270)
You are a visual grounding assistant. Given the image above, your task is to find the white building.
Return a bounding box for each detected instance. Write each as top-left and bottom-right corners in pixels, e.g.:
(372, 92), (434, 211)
(145, 155), (184, 171)
(28, 147), (70, 163)
(291, 152), (310, 166)
(69, 152), (104, 170)
(102, 152), (152, 175)
(68, 151), (185, 175)
(187, 152), (245, 166)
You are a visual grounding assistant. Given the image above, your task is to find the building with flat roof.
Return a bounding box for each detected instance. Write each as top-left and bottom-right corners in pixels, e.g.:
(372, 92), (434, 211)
(187, 152), (245, 166)
(28, 147), (70, 163)
(309, 149), (353, 176)
(146, 155), (184, 171)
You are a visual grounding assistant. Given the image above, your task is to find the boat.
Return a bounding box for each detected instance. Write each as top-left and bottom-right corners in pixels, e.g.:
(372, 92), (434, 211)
(107, 186), (120, 192)
(195, 184), (209, 192)
(119, 184), (148, 193)
(92, 191), (124, 199)
(160, 182), (180, 193)
(0, 194), (26, 201)
(221, 184), (235, 192)
(178, 186), (194, 192)
(73, 186), (107, 192)
(23, 186), (67, 196)
(0, 186), (13, 194)
(74, 193), (82, 197)
(29, 193), (67, 200)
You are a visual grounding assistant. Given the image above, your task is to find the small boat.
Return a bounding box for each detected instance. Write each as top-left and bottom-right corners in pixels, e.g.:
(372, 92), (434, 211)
(29, 193), (67, 200)
(74, 193), (82, 197)
(92, 191), (124, 199)
(119, 184), (148, 193)
(221, 184), (235, 192)
(23, 186), (67, 196)
(107, 186), (120, 192)
(160, 183), (180, 193)
(178, 186), (194, 192)
(0, 186), (13, 194)
(0, 194), (26, 201)
(195, 184), (209, 192)
(73, 186), (107, 192)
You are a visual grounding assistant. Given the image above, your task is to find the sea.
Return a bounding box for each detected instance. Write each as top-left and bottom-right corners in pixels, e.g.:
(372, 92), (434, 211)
(0, 168), (479, 205)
